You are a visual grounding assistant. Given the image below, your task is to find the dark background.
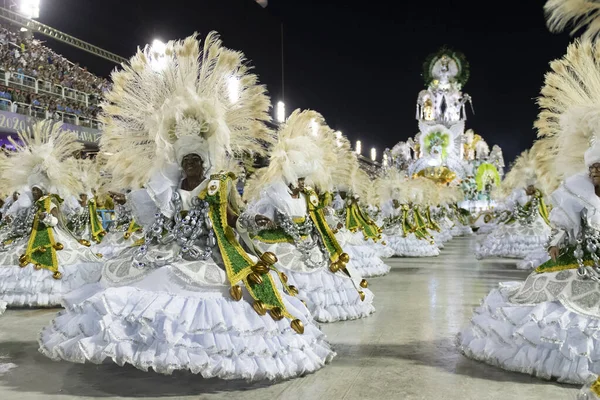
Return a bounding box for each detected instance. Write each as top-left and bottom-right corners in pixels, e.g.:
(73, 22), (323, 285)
(33, 0), (571, 165)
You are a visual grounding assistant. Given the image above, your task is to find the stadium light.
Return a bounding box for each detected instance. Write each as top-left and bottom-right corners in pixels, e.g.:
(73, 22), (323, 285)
(355, 140), (362, 155)
(276, 101), (285, 123)
(370, 147), (377, 161)
(150, 39), (167, 71)
(227, 76), (240, 103)
(151, 39), (166, 53)
(20, 0), (40, 19)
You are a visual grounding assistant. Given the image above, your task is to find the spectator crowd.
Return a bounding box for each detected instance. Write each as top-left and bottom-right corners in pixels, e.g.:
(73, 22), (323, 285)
(0, 24), (109, 122)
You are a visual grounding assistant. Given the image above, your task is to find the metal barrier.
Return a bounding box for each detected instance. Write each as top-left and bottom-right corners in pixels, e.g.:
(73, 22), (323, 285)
(0, 69), (100, 107)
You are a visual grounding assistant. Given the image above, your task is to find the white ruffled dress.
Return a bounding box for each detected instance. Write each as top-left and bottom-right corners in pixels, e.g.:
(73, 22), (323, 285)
(245, 182), (375, 323)
(380, 202), (439, 257)
(335, 228), (390, 278)
(475, 189), (550, 260)
(0, 194), (103, 307)
(39, 178), (335, 380)
(458, 174), (600, 387)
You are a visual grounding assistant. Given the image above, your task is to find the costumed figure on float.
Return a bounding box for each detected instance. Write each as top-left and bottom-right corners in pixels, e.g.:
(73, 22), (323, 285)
(39, 33), (335, 379)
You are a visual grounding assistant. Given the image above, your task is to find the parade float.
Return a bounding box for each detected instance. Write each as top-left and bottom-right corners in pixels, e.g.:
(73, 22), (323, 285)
(383, 48), (505, 222)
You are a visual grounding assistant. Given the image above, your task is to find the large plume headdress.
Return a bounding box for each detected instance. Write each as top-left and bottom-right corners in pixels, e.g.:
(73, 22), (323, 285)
(100, 32), (273, 190)
(251, 109), (329, 193)
(499, 150), (536, 197)
(545, 0), (600, 40)
(535, 39), (600, 180)
(0, 121), (83, 198)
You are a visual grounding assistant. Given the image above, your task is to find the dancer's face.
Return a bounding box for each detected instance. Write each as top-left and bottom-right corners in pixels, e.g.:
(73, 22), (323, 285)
(590, 163), (600, 186)
(31, 187), (43, 201)
(525, 185), (536, 196)
(181, 154), (204, 179)
(297, 178), (305, 191)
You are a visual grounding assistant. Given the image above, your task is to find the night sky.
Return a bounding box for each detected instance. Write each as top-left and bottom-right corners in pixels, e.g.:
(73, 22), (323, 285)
(34, 0), (572, 165)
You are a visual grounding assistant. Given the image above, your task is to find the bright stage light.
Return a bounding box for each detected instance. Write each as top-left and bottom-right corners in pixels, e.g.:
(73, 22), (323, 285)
(20, 0), (40, 19)
(151, 39), (166, 53)
(355, 140), (362, 155)
(150, 39), (167, 71)
(276, 101), (285, 123)
(370, 147), (377, 161)
(228, 76), (240, 103)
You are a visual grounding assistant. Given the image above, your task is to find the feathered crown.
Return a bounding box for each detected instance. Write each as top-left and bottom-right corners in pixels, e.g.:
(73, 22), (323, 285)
(0, 121), (83, 198)
(100, 32), (273, 190)
(536, 39), (600, 178)
(247, 109), (329, 197)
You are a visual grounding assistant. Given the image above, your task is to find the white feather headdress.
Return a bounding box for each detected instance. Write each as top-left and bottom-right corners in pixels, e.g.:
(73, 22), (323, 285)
(500, 150), (535, 196)
(536, 39), (600, 179)
(545, 0), (600, 40)
(0, 121), (83, 198)
(249, 109), (329, 196)
(100, 32), (273, 190)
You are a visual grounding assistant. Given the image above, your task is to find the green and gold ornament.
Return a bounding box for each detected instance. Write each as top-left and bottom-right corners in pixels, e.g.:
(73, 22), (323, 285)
(252, 186), (367, 299)
(199, 173), (305, 333)
(345, 196), (382, 241)
(19, 195), (65, 280)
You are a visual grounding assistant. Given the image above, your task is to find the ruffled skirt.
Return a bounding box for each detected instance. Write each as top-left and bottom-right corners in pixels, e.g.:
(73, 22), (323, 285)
(281, 267), (375, 323)
(457, 281), (600, 384)
(39, 269), (336, 381)
(384, 232), (439, 257)
(474, 217), (550, 260)
(0, 262), (102, 307)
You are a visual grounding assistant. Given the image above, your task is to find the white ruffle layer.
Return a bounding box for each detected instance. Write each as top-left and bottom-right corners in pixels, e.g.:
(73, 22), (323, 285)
(0, 263), (102, 307)
(385, 233), (439, 257)
(433, 229), (452, 244)
(475, 227), (549, 260)
(476, 223), (497, 236)
(457, 282), (600, 384)
(39, 283), (336, 380)
(344, 244), (390, 278)
(450, 224), (474, 237)
(516, 247), (551, 270)
(282, 267), (375, 323)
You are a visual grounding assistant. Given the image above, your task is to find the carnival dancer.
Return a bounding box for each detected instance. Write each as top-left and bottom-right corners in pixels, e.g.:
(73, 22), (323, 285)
(324, 133), (391, 277)
(0, 121), (103, 308)
(62, 158), (107, 250)
(240, 109), (375, 323)
(458, 37), (600, 388)
(379, 171), (440, 257)
(474, 150), (551, 260)
(39, 33), (335, 380)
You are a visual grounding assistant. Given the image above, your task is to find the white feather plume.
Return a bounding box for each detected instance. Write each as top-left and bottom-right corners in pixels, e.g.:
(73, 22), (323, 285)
(0, 121), (83, 198)
(535, 39), (600, 180)
(545, 0), (600, 40)
(100, 32), (273, 190)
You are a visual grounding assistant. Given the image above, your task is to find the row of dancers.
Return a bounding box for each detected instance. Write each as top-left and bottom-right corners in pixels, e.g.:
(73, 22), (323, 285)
(0, 32), (473, 381)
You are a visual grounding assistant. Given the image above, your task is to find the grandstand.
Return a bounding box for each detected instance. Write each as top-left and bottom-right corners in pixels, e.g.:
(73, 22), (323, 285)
(0, 22), (108, 131)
